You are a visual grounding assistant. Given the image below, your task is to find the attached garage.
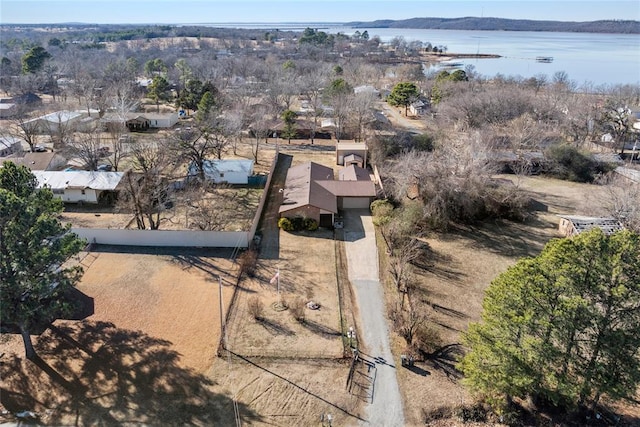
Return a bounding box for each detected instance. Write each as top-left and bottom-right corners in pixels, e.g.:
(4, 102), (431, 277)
(340, 197), (372, 209)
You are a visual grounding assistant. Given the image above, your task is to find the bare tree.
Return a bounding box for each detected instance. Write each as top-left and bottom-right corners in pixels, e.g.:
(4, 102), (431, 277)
(299, 64), (330, 144)
(169, 126), (216, 183)
(63, 125), (107, 171)
(9, 109), (42, 152)
(348, 91), (377, 142)
(598, 174), (640, 233)
(118, 142), (172, 230)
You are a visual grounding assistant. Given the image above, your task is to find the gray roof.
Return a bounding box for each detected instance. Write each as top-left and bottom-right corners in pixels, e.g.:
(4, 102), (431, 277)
(0, 136), (22, 149)
(33, 171), (125, 190)
(188, 159), (254, 176)
(26, 110), (84, 124)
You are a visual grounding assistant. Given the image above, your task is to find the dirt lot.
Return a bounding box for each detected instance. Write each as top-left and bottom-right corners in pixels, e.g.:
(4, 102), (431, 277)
(0, 246), (238, 425)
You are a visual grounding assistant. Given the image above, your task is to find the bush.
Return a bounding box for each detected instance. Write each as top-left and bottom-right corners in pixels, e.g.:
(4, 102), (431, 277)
(278, 217), (294, 231)
(423, 406), (453, 423)
(238, 249), (258, 277)
(303, 217), (318, 231)
(455, 403), (488, 423)
(247, 296), (264, 321)
(290, 297), (306, 323)
(543, 144), (615, 183)
(278, 216), (318, 231)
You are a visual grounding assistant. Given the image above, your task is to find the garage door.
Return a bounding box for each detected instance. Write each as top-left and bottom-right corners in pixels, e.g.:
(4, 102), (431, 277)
(341, 197), (371, 209)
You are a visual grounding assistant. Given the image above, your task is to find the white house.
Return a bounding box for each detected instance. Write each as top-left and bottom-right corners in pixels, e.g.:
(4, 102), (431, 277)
(32, 170), (124, 204)
(143, 112), (179, 128)
(0, 136), (23, 157)
(188, 159), (254, 184)
(23, 110), (86, 134)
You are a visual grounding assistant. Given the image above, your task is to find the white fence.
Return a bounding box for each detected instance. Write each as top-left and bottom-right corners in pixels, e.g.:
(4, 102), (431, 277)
(72, 228), (249, 248)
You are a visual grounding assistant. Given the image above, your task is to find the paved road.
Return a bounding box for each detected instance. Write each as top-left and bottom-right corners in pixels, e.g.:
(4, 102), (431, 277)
(342, 209), (405, 427)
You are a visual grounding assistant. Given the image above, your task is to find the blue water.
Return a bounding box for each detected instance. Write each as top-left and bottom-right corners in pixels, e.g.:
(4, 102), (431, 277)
(199, 23), (640, 86)
(327, 27), (640, 87)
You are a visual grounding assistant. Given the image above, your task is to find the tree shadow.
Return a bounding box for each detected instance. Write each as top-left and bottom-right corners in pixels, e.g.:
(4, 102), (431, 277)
(411, 245), (467, 282)
(404, 363), (431, 377)
(257, 318), (295, 336)
(228, 350), (367, 423)
(448, 216), (554, 259)
(423, 344), (464, 382)
(300, 319), (342, 338)
(0, 321), (261, 425)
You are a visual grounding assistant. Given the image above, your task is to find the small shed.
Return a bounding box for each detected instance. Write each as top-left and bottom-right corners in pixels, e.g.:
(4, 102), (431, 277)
(558, 215), (624, 237)
(409, 100), (428, 116)
(188, 159), (255, 184)
(336, 142), (368, 167)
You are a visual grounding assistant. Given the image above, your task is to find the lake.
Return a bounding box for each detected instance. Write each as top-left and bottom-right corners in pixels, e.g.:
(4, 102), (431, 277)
(326, 27), (640, 87)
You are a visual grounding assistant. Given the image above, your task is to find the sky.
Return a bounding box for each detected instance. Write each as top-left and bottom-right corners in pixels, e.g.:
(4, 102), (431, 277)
(1, 0), (639, 24)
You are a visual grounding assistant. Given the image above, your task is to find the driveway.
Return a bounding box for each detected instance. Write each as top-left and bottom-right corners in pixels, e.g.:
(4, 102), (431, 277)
(342, 209), (405, 427)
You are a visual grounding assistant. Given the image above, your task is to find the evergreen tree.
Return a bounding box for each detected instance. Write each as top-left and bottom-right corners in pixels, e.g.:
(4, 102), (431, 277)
(147, 75), (171, 112)
(21, 46), (51, 74)
(0, 162), (85, 360)
(281, 109), (298, 143)
(459, 229), (640, 412)
(387, 82), (420, 116)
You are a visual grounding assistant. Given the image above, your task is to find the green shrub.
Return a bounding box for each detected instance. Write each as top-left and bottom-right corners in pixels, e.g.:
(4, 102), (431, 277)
(278, 216), (318, 231)
(303, 217), (318, 231)
(278, 217), (294, 231)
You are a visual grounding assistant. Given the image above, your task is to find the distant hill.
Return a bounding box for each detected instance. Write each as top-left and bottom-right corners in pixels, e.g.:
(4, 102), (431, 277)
(346, 17), (640, 34)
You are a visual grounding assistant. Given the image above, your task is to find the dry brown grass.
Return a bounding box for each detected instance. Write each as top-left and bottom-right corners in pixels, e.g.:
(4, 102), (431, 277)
(387, 175), (619, 426)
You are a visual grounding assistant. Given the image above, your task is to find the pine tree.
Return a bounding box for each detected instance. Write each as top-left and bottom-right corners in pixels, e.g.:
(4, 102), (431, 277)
(459, 229), (640, 412)
(0, 162), (85, 360)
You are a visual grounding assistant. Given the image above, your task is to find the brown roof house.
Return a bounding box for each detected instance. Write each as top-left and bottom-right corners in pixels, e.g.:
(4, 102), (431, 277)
(279, 162), (377, 228)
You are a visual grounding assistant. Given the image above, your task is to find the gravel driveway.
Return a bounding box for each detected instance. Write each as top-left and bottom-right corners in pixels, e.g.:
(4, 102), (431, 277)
(342, 209), (405, 427)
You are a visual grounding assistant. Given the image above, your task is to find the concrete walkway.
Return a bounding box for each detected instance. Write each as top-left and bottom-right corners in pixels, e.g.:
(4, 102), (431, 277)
(342, 209), (405, 427)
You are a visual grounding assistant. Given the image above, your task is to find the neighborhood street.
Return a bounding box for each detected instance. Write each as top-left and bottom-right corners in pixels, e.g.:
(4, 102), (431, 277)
(342, 209), (405, 427)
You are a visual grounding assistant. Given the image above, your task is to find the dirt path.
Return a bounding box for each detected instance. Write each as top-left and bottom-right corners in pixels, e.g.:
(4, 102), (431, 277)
(379, 101), (429, 134)
(342, 210), (405, 426)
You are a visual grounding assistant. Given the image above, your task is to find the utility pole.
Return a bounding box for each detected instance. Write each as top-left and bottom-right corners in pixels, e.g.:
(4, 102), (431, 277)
(219, 275), (224, 345)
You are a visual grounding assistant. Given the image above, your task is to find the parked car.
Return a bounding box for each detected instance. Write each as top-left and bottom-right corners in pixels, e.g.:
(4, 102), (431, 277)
(97, 164), (113, 171)
(33, 145), (46, 152)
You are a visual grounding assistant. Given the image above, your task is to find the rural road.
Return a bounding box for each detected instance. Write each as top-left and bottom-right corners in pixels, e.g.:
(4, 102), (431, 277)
(342, 209), (405, 427)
